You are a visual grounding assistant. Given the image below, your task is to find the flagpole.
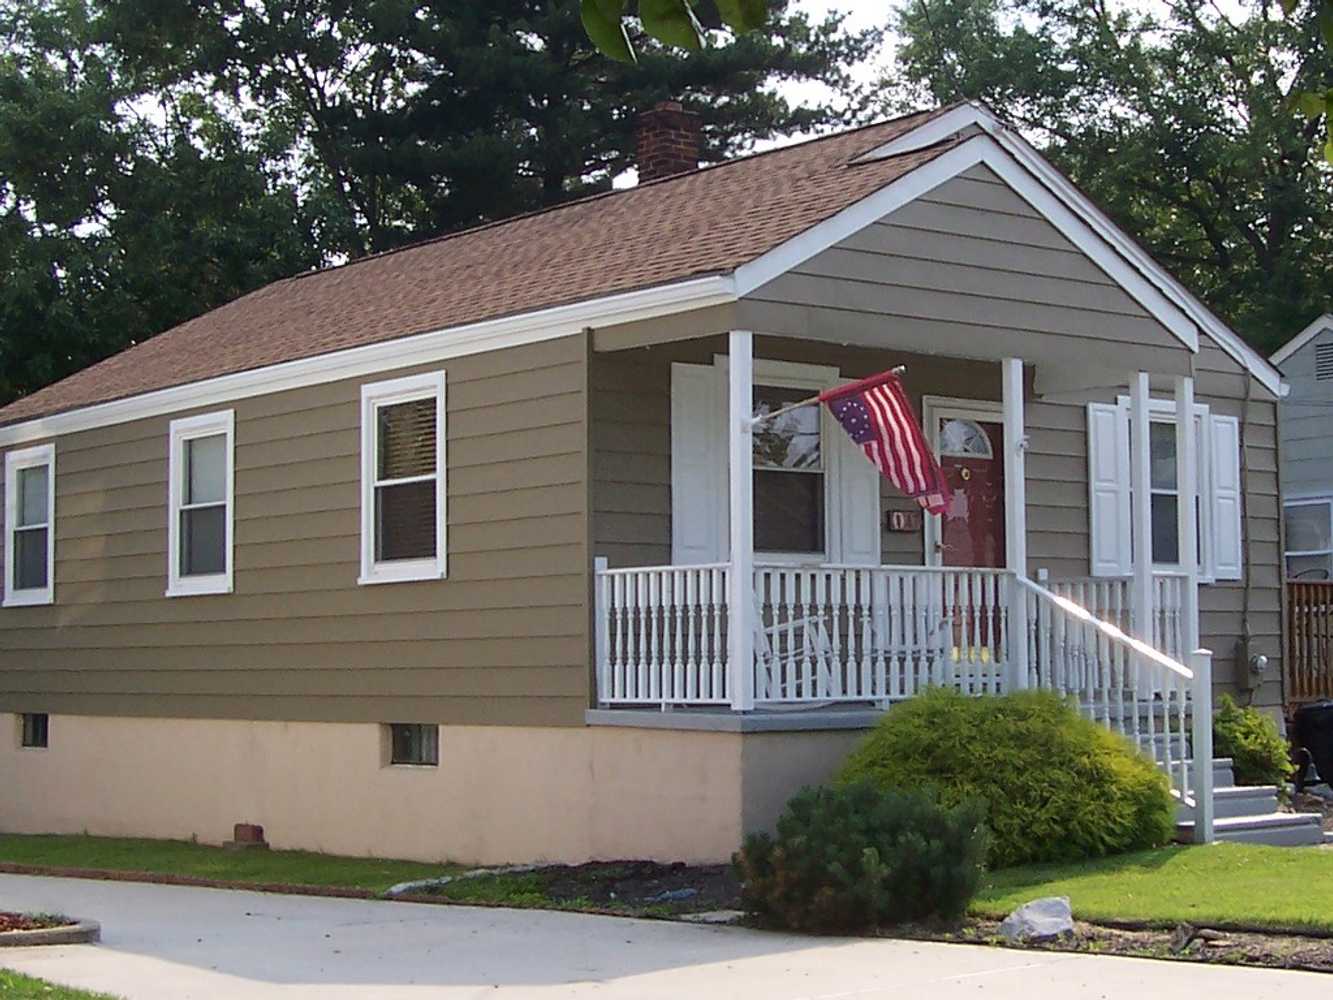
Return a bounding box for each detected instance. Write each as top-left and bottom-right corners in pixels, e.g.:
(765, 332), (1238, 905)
(750, 365), (906, 426)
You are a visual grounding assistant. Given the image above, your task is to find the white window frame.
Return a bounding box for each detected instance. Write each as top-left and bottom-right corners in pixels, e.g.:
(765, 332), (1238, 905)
(715, 357), (849, 565)
(359, 371), (447, 586)
(166, 410), (235, 597)
(3, 443), (56, 607)
(1284, 497), (1333, 578)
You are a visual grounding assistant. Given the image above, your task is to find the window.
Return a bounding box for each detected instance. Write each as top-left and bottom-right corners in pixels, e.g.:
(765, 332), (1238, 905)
(4, 443), (55, 607)
(19, 712), (48, 749)
(1285, 500), (1333, 580)
(938, 418), (994, 459)
(167, 411), (234, 597)
(388, 723), (438, 766)
(360, 372), (446, 585)
(1087, 399), (1241, 581)
(753, 384), (825, 554)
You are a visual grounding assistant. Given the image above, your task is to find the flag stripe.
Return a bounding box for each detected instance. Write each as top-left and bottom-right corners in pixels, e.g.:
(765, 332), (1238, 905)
(822, 371), (950, 516)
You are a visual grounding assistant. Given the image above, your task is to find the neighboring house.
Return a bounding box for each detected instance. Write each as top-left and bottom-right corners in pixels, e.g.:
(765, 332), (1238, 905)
(1271, 314), (1333, 708)
(0, 102), (1298, 863)
(1273, 314), (1333, 580)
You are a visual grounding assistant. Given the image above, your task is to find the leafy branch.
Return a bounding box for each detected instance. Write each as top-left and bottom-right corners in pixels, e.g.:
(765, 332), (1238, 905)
(1282, 0), (1333, 163)
(580, 0), (768, 62)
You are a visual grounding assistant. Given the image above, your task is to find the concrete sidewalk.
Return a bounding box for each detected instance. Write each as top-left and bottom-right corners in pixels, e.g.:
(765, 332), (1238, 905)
(0, 873), (1326, 999)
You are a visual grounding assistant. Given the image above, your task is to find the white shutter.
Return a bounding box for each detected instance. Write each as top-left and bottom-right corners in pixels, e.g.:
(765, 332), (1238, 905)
(1087, 401), (1131, 577)
(833, 422), (882, 565)
(1210, 413), (1243, 581)
(670, 363), (727, 564)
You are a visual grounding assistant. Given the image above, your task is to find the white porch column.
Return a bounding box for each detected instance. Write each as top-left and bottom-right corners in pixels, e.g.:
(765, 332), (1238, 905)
(1174, 375), (1201, 653)
(1129, 372), (1155, 642)
(1002, 358), (1030, 690)
(727, 330), (756, 711)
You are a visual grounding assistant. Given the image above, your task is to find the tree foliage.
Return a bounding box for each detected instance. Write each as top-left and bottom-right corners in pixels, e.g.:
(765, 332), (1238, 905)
(0, 0), (875, 405)
(890, 0), (1333, 353)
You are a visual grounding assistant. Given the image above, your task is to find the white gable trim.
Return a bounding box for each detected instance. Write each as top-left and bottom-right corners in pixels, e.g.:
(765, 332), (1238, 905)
(855, 102), (1285, 397)
(0, 274), (737, 447)
(735, 134), (1202, 356)
(1271, 313), (1333, 368)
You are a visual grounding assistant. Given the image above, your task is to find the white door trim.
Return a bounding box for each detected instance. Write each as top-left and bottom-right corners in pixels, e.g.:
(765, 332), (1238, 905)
(921, 396), (1004, 568)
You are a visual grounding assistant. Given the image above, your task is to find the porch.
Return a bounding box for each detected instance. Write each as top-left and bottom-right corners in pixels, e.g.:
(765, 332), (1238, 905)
(588, 329), (1215, 835)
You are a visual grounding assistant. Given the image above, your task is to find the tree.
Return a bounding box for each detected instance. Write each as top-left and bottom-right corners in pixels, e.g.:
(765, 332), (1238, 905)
(890, 0), (1332, 353)
(1283, 0), (1333, 163)
(581, 0), (767, 62)
(0, 0), (320, 403)
(101, 1), (879, 257)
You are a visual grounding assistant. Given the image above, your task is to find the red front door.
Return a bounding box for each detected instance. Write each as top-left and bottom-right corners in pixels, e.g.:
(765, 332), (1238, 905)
(935, 416), (1006, 569)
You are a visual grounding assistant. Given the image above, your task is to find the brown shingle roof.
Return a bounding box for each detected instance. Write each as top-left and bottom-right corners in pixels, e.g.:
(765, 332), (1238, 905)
(0, 107), (960, 427)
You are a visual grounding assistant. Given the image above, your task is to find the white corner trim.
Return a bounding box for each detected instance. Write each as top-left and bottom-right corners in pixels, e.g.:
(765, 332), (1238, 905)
(1270, 312), (1333, 368)
(857, 102), (1286, 396)
(359, 370), (448, 586)
(165, 409), (235, 598)
(0, 275), (737, 449)
(3, 442), (56, 608)
(735, 134), (1203, 358)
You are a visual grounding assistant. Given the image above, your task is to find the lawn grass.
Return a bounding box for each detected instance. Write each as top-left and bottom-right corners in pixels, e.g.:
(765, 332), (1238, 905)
(0, 969), (121, 999)
(0, 834), (455, 895)
(973, 842), (1333, 933)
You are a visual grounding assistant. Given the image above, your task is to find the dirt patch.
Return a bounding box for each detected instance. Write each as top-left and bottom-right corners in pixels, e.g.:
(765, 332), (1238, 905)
(0, 913), (72, 933)
(901, 918), (1333, 973)
(417, 860), (741, 916)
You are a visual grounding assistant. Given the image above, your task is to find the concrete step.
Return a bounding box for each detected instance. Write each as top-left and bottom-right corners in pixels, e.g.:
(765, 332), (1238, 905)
(1178, 784), (1280, 821)
(1177, 811), (1324, 847)
(1164, 757), (1235, 788)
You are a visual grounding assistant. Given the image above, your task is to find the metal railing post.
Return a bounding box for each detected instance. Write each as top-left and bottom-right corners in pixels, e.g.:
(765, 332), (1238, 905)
(1190, 647), (1215, 844)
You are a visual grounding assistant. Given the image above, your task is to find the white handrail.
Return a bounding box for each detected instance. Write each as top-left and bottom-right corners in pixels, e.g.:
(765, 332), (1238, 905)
(1015, 575), (1192, 680)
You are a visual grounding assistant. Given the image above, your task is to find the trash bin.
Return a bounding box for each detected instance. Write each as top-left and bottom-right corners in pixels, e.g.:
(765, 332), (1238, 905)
(1292, 701), (1333, 789)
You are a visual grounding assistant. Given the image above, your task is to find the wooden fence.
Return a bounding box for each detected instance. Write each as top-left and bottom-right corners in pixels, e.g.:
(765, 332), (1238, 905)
(1287, 581), (1333, 703)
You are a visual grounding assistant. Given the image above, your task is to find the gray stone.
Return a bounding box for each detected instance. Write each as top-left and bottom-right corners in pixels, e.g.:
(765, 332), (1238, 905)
(998, 896), (1074, 944)
(678, 909), (745, 925)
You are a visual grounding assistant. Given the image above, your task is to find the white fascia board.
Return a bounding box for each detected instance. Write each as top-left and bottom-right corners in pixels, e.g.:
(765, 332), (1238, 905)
(736, 134), (1202, 358)
(859, 102), (1286, 397)
(1271, 313), (1333, 368)
(0, 274), (736, 448)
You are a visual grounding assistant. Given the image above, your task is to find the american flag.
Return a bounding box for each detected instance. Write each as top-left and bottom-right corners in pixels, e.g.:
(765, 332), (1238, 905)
(819, 371), (952, 515)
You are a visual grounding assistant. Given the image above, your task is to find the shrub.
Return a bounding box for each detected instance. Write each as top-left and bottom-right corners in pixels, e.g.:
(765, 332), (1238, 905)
(837, 688), (1175, 868)
(1214, 694), (1294, 788)
(733, 782), (987, 933)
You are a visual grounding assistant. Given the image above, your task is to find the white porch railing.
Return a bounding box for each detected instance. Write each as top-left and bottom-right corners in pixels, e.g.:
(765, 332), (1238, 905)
(1046, 572), (1187, 663)
(1018, 575), (1211, 822)
(594, 560), (1213, 837)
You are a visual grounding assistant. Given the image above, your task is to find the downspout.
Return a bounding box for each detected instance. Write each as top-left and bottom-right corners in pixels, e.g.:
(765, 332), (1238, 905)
(1237, 373), (1255, 706)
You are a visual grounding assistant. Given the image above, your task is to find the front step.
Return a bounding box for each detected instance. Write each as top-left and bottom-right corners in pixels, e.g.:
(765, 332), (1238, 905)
(1173, 756), (1325, 847)
(1177, 812), (1325, 847)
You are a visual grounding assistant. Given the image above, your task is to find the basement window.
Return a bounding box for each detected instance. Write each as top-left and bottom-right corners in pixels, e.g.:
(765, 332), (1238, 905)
(20, 712), (48, 749)
(388, 723), (438, 766)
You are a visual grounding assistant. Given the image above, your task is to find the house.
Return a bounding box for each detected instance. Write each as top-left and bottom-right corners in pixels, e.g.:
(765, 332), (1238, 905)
(1273, 314), (1333, 581)
(0, 102), (1307, 863)
(1271, 314), (1333, 705)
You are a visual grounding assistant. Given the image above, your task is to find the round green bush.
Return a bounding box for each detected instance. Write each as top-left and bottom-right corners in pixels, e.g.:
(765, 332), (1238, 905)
(1213, 694), (1294, 788)
(836, 688), (1176, 868)
(734, 782), (988, 933)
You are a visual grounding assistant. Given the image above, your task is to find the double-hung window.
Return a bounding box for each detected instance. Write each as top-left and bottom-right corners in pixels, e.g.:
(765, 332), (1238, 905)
(1285, 499), (1333, 580)
(167, 411), (234, 597)
(1087, 398), (1241, 580)
(3, 444), (55, 606)
(753, 384), (825, 555)
(360, 371), (447, 585)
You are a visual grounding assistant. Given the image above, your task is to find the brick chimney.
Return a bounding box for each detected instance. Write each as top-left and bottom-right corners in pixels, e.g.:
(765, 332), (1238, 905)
(636, 101), (702, 183)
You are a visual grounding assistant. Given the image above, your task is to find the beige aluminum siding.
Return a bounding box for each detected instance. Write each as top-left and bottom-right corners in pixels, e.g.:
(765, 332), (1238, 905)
(0, 333), (591, 725)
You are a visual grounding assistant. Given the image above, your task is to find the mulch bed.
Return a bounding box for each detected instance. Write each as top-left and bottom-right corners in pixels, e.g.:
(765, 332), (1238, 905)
(417, 860), (741, 916)
(906, 918), (1333, 973)
(0, 913), (71, 933)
